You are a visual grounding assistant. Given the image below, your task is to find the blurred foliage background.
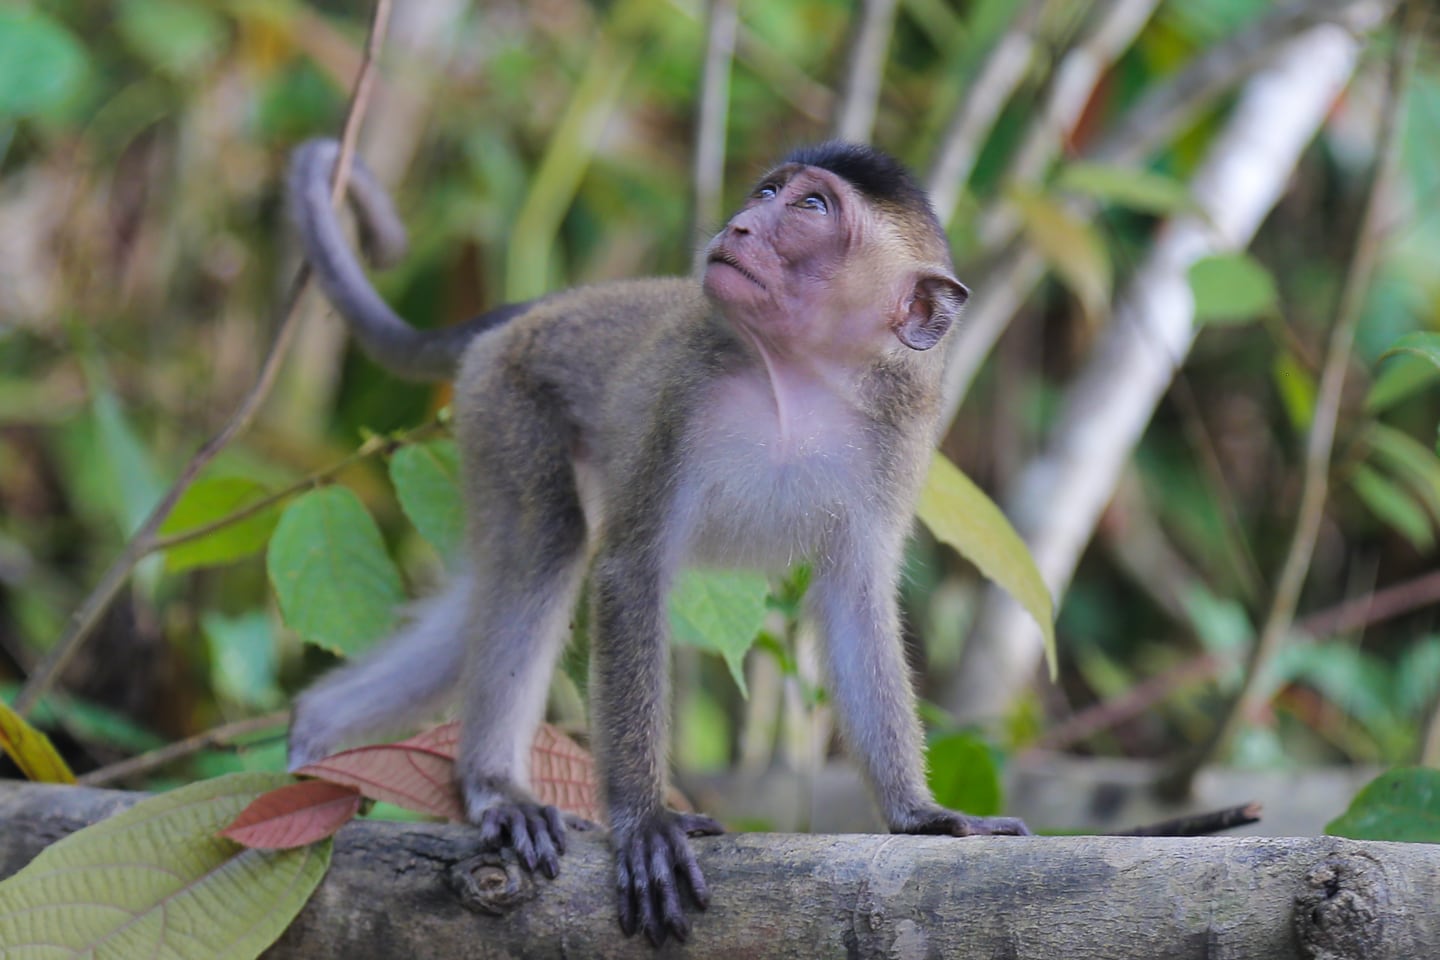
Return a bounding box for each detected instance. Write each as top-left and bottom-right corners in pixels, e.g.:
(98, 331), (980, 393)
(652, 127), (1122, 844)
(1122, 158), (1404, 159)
(1, 0), (1438, 827)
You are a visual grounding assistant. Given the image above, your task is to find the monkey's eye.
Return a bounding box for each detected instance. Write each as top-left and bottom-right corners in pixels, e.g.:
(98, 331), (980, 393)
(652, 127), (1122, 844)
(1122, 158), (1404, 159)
(755, 183), (779, 200)
(798, 194), (829, 214)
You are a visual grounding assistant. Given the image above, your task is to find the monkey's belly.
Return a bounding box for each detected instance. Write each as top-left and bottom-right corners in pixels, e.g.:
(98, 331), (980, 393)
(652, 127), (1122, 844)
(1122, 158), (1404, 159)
(680, 454), (856, 569)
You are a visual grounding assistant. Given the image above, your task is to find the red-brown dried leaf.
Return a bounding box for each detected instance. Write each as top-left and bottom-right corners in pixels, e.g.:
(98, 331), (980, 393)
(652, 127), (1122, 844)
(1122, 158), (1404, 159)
(530, 723), (603, 824)
(219, 779), (362, 849)
(400, 721), (460, 759)
(295, 741), (464, 821)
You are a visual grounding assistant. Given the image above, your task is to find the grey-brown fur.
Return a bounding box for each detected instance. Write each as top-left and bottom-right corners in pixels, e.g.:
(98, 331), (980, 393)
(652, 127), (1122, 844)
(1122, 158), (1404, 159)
(285, 138), (1026, 947)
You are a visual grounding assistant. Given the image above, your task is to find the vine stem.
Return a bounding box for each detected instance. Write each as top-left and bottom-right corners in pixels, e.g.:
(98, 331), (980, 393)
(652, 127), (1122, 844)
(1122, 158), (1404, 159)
(15, 0), (394, 716)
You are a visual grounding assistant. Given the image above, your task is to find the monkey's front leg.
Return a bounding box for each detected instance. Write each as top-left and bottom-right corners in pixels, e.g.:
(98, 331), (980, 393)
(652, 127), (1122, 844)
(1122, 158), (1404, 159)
(810, 559), (1030, 839)
(589, 551), (724, 945)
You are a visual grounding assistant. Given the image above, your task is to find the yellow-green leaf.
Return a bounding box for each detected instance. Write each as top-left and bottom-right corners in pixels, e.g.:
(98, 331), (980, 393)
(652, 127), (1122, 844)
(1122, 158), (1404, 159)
(918, 453), (1056, 678)
(1009, 188), (1110, 325)
(158, 476), (281, 573)
(1056, 162), (1197, 215)
(1188, 253), (1278, 324)
(0, 700), (75, 784)
(0, 772), (330, 959)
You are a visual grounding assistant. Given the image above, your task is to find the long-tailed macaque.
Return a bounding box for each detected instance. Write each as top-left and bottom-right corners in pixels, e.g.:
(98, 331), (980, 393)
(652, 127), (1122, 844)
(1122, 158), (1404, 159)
(286, 137), (1029, 945)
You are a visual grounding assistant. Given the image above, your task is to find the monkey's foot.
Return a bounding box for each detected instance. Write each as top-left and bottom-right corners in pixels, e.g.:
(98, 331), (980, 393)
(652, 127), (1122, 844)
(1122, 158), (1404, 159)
(476, 801), (568, 879)
(893, 805), (1030, 837)
(614, 810), (725, 946)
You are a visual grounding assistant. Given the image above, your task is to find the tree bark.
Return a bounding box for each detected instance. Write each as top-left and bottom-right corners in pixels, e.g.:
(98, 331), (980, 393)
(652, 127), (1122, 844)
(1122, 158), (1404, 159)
(1, 781), (1435, 959)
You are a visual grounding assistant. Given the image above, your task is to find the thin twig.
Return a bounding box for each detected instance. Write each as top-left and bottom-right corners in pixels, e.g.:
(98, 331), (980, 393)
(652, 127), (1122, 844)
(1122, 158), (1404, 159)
(14, 0), (394, 716)
(78, 711), (291, 787)
(1170, 1), (1420, 794)
(1039, 654), (1221, 751)
(1296, 568), (1440, 638)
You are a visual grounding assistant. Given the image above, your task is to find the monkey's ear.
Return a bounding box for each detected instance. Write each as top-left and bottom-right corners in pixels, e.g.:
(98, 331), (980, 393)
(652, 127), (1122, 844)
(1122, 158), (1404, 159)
(895, 274), (969, 351)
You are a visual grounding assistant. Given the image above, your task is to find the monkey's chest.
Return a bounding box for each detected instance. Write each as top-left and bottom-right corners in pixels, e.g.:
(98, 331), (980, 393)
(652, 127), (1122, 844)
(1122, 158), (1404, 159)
(679, 378), (871, 568)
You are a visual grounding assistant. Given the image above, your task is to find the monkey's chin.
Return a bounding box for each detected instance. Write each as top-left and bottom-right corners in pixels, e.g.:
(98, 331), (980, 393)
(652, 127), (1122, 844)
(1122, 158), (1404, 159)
(702, 262), (766, 310)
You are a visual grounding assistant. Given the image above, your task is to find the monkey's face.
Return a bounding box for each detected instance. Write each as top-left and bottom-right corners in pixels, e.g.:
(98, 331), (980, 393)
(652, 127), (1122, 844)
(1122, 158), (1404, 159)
(703, 164), (967, 363)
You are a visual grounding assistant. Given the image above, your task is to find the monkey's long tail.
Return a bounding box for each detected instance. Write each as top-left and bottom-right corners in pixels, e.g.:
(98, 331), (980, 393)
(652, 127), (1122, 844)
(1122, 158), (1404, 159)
(288, 139), (534, 381)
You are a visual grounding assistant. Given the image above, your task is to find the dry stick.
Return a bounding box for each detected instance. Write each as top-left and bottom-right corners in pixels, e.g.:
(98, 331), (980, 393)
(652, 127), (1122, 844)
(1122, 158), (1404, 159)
(78, 711), (291, 787)
(1170, 4), (1421, 795)
(832, 0), (899, 142)
(1108, 803), (1263, 838)
(1295, 567), (1440, 637)
(14, 0), (395, 718)
(925, 0), (1052, 226)
(692, 0), (738, 235)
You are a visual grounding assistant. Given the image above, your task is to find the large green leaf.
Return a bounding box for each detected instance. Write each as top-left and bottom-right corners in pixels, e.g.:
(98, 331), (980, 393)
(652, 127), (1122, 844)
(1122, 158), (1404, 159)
(1379, 331), (1440, 372)
(0, 773), (330, 959)
(1326, 767), (1440, 843)
(917, 454), (1056, 677)
(203, 611), (283, 710)
(158, 476), (281, 573)
(1009, 188), (1110, 323)
(390, 439), (465, 563)
(116, 0), (226, 77)
(668, 568), (769, 695)
(267, 486), (405, 656)
(925, 731), (1001, 816)
(1056, 162), (1196, 215)
(1350, 464), (1433, 551)
(0, 9), (88, 118)
(1188, 253), (1278, 324)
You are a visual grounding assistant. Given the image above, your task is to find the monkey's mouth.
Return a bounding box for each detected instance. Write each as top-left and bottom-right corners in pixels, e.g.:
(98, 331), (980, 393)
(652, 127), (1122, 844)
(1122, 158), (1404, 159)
(707, 251), (766, 290)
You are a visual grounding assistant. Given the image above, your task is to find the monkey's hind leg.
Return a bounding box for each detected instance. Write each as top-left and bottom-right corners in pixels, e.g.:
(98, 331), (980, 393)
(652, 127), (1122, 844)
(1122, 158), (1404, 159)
(452, 484), (588, 879)
(287, 575), (473, 769)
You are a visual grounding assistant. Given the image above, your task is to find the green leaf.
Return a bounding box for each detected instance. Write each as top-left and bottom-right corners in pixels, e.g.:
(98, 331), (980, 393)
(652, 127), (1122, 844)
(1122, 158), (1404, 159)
(1350, 464), (1434, 551)
(203, 611), (283, 710)
(1009, 188), (1110, 323)
(1056, 163), (1196, 215)
(1, 684), (164, 755)
(1366, 424), (1440, 521)
(668, 568), (769, 695)
(117, 0), (227, 77)
(158, 476), (281, 573)
(266, 487), (405, 656)
(1272, 351), (1316, 433)
(925, 732), (1000, 816)
(91, 384), (164, 536)
(1379, 331), (1440, 372)
(0, 772), (331, 959)
(390, 439), (464, 563)
(1326, 767), (1440, 842)
(1366, 354), (1440, 413)
(917, 454), (1057, 678)
(1188, 253), (1278, 324)
(0, 700), (75, 783)
(0, 9), (88, 119)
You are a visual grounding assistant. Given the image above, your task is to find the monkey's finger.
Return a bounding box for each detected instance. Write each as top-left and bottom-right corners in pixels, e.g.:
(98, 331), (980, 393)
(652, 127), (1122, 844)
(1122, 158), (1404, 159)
(628, 840), (665, 946)
(615, 853), (638, 937)
(977, 816), (1030, 836)
(525, 807), (561, 879)
(648, 833), (688, 942)
(477, 807), (505, 848)
(543, 805), (567, 854)
(664, 821), (711, 910)
(505, 808), (540, 872)
(676, 812), (725, 837)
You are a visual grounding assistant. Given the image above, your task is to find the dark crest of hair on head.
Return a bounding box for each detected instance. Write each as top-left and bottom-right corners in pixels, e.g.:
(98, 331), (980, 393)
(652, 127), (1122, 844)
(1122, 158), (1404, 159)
(783, 141), (948, 255)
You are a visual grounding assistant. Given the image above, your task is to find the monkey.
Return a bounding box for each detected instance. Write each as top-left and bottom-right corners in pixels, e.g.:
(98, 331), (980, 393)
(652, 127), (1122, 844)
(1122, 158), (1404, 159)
(284, 137), (1029, 945)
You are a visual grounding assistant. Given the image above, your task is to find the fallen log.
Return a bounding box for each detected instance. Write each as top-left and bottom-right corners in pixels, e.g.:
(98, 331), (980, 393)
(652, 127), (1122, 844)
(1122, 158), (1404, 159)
(0, 781), (1433, 958)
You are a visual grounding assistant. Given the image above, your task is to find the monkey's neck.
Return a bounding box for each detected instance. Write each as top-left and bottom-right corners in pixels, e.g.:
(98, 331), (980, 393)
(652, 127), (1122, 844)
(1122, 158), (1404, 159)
(725, 327), (864, 456)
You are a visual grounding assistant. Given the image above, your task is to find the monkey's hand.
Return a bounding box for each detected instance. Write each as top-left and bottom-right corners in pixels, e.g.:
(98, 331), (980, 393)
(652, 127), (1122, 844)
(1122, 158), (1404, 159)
(613, 810), (724, 946)
(892, 804), (1031, 837)
(475, 800), (568, 879)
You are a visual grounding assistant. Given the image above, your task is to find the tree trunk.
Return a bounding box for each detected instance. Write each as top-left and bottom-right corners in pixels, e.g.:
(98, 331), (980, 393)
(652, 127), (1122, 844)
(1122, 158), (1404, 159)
(0, 781), (1434, 958)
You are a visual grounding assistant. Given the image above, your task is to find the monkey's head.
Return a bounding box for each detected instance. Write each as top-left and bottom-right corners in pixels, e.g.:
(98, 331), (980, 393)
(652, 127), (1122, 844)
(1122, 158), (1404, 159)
(702, 141), (968, 362)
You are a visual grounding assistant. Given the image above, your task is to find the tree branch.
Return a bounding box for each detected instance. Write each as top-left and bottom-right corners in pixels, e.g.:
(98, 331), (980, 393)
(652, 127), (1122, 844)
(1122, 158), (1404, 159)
(1, 781), (1436, 958)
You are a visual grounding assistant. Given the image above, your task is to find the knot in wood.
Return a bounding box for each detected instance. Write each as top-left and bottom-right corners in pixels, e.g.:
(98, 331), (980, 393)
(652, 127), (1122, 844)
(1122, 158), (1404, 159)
(1293, 852), (1387, 959)
(449, 849), (538, 916)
